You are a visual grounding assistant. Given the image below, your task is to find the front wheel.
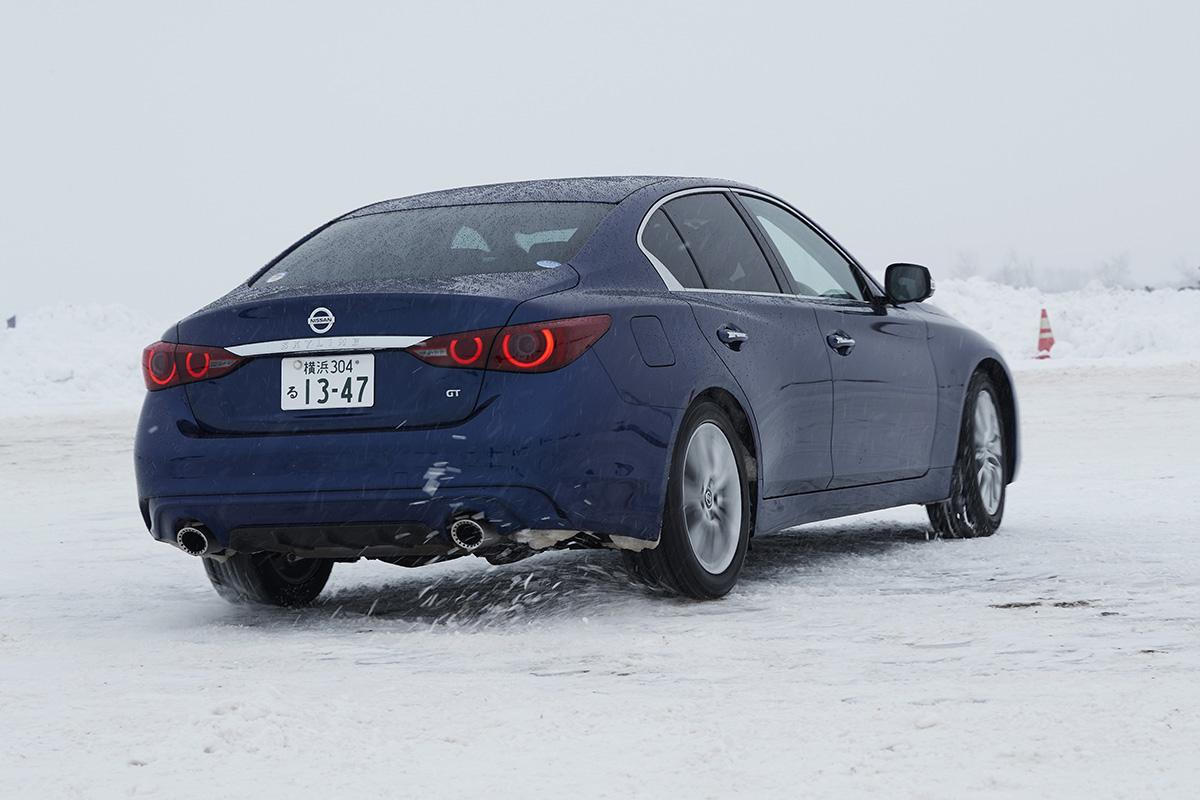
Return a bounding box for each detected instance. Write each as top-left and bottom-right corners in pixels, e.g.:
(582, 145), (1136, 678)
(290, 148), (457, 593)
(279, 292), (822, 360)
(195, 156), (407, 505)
(927, 371), (1007, 538)
(625, 401), (751, 599)
(204, 552), (333, 607)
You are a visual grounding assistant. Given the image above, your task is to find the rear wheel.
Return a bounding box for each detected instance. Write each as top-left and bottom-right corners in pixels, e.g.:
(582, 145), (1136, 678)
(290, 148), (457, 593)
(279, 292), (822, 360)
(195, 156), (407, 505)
(204, 552), (333, 607)
(625, 402), (750, 599)
(927, 371), (1007, 538)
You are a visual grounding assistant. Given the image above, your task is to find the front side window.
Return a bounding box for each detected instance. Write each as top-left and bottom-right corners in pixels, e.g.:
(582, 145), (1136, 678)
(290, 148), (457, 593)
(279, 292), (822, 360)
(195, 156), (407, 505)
(256, 202), (613, 285)
(739, 195), (864, 301)
(661, 193), (779, 293)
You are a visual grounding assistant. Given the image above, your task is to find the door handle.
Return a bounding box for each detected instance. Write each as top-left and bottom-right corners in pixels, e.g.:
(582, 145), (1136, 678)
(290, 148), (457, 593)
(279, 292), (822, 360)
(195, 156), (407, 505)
(826, 331), (855, 355)
(717, 325), (749, 350)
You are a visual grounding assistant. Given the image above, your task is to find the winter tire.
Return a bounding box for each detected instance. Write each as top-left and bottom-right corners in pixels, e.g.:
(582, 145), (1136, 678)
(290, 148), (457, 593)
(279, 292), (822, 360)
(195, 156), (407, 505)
(927, 370), (1007, 538)
(204, 552), (333, 607)
(625, 401), (751, 598)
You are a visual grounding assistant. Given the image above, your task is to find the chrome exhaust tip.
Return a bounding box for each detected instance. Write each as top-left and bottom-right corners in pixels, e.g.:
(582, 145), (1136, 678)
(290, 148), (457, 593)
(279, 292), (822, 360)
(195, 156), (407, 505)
(176, 526), (212, 557)
(449, 518), (488, 552)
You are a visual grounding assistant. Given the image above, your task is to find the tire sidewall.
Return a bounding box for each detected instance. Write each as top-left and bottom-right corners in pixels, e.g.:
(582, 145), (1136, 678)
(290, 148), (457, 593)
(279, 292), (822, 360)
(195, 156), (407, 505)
(258, 554), (333, 606)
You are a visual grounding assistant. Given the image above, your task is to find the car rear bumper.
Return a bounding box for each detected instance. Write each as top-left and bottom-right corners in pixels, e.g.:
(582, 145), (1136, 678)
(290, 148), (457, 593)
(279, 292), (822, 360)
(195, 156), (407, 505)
(134, 353), (679, 551)
(146, 487), (568, 556)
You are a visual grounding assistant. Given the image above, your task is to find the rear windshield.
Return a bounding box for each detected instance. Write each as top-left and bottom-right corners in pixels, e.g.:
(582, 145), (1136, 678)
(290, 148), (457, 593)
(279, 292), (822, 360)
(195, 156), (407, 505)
(254, 202), (613, 285)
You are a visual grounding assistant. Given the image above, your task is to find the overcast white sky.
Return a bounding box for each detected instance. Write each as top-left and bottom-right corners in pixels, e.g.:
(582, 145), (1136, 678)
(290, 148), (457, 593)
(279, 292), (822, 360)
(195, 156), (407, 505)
(2, 0), (1198, 317)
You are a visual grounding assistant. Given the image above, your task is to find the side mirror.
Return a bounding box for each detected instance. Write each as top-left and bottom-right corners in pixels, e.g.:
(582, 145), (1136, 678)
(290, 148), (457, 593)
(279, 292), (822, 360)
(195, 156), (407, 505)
(884, 263), (934, 304)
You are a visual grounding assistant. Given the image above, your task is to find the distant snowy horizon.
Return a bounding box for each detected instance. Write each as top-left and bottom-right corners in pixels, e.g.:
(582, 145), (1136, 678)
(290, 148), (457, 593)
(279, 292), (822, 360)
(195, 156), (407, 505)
(3, 277), (1197, 418)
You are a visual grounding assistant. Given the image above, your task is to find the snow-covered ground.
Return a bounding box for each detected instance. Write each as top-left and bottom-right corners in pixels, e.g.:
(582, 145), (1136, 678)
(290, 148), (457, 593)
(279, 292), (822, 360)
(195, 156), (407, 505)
(2, 356), (1198, 796)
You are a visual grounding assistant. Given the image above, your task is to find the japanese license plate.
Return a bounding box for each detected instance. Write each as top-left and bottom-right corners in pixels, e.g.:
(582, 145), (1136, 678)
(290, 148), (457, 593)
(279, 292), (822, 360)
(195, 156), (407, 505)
(280, 354), (374, 410)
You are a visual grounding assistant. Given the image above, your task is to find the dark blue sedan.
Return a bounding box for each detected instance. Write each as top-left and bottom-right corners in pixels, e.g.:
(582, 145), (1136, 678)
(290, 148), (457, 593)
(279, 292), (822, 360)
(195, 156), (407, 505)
(135, 176), (1018, 603)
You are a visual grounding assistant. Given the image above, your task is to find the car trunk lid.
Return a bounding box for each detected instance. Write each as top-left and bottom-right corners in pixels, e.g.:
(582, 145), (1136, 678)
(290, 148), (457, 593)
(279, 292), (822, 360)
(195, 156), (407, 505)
(178, 270), (576, 433)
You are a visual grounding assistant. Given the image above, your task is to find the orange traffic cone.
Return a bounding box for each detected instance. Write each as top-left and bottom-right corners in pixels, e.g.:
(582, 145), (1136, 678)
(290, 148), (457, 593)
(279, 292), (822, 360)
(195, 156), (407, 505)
(1036, 308), (1055, 359)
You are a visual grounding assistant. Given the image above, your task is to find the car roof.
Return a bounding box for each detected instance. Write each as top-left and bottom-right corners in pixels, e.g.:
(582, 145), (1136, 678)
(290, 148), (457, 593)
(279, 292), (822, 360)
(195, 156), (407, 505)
(340, 176), (737, 218)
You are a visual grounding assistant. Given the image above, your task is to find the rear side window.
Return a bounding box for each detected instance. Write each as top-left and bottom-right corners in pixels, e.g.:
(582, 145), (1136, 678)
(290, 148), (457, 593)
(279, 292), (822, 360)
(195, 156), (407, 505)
(662, 193), (779, 293)
(256, 202), (613, 285)
(641, 209), (704, 288)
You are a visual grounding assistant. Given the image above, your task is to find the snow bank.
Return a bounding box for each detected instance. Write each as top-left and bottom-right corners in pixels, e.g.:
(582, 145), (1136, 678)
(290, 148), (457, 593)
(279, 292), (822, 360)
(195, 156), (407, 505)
(2, 282), (1197, 415)
(940, 253), (1199, 293)
(932, 279), (1200, 367)
(0, 304), (167, 416)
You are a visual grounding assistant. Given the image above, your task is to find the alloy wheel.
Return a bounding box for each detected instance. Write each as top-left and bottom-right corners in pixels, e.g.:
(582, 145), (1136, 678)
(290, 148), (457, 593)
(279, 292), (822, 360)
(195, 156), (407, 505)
(681, 422), (743, 574)
(973, 389), (1004, 516)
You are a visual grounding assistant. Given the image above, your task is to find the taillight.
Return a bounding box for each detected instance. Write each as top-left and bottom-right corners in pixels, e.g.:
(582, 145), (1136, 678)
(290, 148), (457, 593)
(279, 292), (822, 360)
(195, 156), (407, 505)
(142, 342), (245, 391)
(406, 315), (611, 374)
(491, 315), (609, 372)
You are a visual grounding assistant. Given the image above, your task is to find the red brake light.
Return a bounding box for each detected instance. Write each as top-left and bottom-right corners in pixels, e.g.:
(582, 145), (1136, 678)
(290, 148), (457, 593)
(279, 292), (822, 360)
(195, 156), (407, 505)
(144, 342), (178, 387)
(449, 335), (487, 366)
(185, 350), (211, 378)
(405, 315), (610, 374)
(407, 327), (502, 369)
(141, 342), (245, 391)
(501, 328), (555, 369)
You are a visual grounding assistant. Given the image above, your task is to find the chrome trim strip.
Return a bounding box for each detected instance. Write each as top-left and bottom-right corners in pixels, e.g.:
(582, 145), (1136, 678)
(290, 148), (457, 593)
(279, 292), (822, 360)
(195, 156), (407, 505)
(226, 335), (429, 357)
(670, 287), (872, 306)
(676, 287), (792, 299)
